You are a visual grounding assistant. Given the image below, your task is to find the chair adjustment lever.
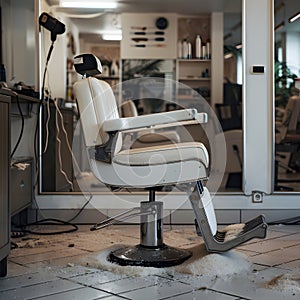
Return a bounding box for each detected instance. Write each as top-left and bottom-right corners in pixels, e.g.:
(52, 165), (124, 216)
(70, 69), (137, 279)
(90, 206), (156, 231)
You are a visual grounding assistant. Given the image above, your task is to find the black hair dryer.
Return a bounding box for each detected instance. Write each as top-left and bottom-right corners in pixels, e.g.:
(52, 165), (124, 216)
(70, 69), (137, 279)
(39, 12), (65, 42)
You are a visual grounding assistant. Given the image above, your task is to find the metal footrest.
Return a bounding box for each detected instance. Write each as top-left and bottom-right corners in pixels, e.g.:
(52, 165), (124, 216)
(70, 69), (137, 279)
(190, 181), (268, 253)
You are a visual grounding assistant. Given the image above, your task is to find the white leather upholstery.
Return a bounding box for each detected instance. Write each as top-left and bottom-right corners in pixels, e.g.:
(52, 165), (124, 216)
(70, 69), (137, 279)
(122, 100), (138, 118)
(122, 100), (180, 145)
(103, 109), (205, 133)
(276, 96), (300, 143)
(113, 142), (209, 167)
(135, 131), (180, 144)
(74, 77), (119, 146)
(74, 76), (210, 189)
(90, 158), (208, 188)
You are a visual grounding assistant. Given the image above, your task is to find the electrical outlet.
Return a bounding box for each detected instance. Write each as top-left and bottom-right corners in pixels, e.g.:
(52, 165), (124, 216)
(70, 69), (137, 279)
(252, 191), (263, 203)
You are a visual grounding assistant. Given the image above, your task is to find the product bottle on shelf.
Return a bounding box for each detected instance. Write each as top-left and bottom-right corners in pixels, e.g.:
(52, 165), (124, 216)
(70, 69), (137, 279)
(182, 39), (188, 59)
(177, 40), (182, 58)
(110, 60), (119, 76)
(206, 41), (211, 59)
(201, 45), (206, 60)
(187, 42), (192, 59)
(195, 35), (202, 59)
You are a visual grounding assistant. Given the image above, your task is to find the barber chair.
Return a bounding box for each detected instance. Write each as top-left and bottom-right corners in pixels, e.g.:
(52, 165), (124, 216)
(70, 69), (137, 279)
(73, 54), (267, 267)
(121, 100), (180, 148)
(215, 130), (243, 190)
(275, 95), (300, 190)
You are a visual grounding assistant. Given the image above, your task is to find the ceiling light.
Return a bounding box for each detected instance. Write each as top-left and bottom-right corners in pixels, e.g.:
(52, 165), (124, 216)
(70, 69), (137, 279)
(288, 12), (300, 23)
(60, 0), (117, 9)
(102, 33), (122, 41)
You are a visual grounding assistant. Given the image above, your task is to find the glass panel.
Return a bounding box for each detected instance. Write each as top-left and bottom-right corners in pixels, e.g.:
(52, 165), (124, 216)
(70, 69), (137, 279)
(274, 0), (300, 192)
(219, 11), (243, 192)
(39, 0), (243, 194)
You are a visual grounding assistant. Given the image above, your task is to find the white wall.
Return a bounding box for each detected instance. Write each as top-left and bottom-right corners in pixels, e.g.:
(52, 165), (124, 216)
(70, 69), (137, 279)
(1, 0), (36, 86)
(39, 0), (80, 99)
(211, 12), (224, 106)
(0, 0), (38, 159)
(243, 0), (274, 195)
(286, 32), (300, 78)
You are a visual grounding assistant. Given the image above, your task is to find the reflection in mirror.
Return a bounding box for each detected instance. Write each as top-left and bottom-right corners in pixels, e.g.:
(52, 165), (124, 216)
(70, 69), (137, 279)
(274, 0), (300, 192)
(39, 0), (243, 194)
(218, 11), (243, 192)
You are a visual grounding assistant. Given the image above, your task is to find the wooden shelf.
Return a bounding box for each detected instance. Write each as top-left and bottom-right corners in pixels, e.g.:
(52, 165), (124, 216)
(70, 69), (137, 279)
(179, 77), (211, 81)
(178, 59), (211, 62)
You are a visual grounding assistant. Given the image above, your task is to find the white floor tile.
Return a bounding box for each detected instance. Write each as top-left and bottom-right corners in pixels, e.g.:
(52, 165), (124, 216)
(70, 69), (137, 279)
(0, 279), (83, 300)
(30, 286), (112, 300)
(211, 267), (299, 300)
(1, 224), (299, 300)
(0, 271), (57, 292)
(168, 289), (240, 299)
(69, 270), (128, 286)
(92, 275), (168, 294)
(120, 279), (193, 299)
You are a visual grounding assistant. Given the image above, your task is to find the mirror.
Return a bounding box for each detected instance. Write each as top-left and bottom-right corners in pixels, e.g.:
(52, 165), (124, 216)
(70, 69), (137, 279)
(273, 0), (300, 192)
(219, 11), (243, 192)
(39, 0), (243, 194)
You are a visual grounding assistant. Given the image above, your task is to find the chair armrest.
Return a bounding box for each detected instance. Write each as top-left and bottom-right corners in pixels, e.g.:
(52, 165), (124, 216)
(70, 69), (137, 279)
(103, 109), (208, 133)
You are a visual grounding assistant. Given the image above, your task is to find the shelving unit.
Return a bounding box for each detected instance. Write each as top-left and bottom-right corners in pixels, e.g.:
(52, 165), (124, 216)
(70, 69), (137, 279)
(176, 59), (211, 102)
(176, 16), (212, 104)
(66, 59), (79, 101)
(98, 75), (120, 87)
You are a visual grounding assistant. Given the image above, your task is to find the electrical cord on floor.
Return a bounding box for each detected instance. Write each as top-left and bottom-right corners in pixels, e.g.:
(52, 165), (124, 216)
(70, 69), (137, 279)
(19, 218), (78, 235)
(14, 193), (94, 236)
(66, 194), (93, 223)
(268, 215), (300, 225)
(27, 35), (94, 236)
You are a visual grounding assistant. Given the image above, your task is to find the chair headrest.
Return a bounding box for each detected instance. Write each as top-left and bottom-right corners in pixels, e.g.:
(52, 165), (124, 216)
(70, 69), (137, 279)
(74, 54), (102, 77)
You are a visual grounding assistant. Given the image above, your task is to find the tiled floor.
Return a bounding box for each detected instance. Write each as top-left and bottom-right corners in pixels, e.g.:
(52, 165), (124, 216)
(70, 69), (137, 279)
(0, 224), (299, 299)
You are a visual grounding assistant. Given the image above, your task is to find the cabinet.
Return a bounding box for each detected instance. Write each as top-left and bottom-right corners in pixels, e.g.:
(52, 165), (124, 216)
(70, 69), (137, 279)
(11, 157), (33, 216)
(0, 93), (10, 277)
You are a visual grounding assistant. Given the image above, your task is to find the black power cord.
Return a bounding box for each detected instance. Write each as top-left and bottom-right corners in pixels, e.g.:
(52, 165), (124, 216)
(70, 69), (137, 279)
(10, 93), (24, 159)
(14, 194), (94, 236)
(33, 40), (54, 188)
(19, 218), (78, 235)
(26, 35), (93, 236)
(269, 215), (300, 225)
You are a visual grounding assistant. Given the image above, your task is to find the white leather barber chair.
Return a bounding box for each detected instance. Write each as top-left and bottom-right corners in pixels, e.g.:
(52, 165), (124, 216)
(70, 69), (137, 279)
(73, 54), (267, 268)
(121, 99), (180, 148)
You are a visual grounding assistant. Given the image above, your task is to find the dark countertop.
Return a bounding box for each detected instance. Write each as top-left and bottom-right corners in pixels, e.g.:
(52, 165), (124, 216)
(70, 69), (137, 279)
(0, 88), (40, 103)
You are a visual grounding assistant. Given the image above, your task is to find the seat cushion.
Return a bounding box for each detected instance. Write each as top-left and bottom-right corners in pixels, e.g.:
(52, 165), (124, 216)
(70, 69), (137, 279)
(113, 142), (209, 167)
(137, 131), (180, 143)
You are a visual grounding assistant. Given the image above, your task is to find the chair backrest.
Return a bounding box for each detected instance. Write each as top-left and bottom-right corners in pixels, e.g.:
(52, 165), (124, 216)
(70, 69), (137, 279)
(122, 100), (138, 117)
(282, 95), (300, 131)
(73, 77), (119, 147)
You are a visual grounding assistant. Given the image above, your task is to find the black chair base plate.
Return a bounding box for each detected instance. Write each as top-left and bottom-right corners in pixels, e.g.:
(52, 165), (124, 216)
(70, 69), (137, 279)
(108, 244), (192, 268)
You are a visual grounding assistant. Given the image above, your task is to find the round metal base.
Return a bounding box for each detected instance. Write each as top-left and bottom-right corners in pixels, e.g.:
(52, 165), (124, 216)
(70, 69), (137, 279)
(108, 244), (192, 268)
